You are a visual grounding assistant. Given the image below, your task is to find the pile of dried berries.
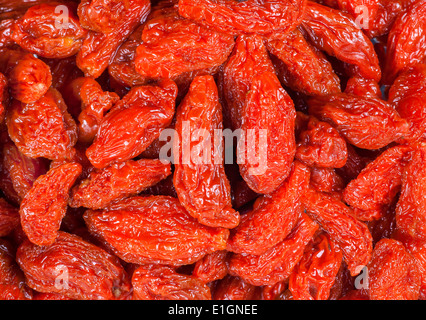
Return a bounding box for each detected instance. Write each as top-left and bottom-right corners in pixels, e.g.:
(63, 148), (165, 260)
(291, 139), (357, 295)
(0, 0), (426, 300)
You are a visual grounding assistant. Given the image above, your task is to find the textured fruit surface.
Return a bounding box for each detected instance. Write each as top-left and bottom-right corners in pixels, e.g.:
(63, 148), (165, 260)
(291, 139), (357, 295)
(0, 0), (425, 302)
(71, 159), (171, 209)
(86, 79), (177, 168)
(227, 161), (310, 255)
(135, 6), (234, 79)
(308, 93), (409, 150)
(11, 3), (87, 58)
(302, 188), (373, 276)
(289, 233), (343, 300)
(368, 238), (421, 300)
(173, 75), (239, 228)
(178, 0), (307, 36)
(302, 1), (381, 81)
(132, 264), (211, 300)
(228, 213), (319, 286)
(16, 231), (131, 300)
(83, 196), (229, 265)
(237, 71), (296, 194)
(6, 88), (77, 161)
(20, 162), (82, 246)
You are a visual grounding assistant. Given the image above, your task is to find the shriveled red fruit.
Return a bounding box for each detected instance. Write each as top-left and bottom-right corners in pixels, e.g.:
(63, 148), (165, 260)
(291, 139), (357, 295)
(77, 77), (120, 144)
(308, 93), (409, 150)
(396, 142), (426, 244)
(134, 7), (234, 79)
(86, 79), (177, 169)
(0, 198), (20, 237)
(76, 0), (151, 78)
(344, 77), (381, 99)
(83, 196), (229, 266)
(212, 275), (261, 300)
(295, 113), (347, 168)
(0, 48), (52, 104)
(302, 188), (373, 276)
(368, 238), (421, 300)
(20, 162), (82, 246)
(6, 88), (78, 161)
(108, 24), (147, 88)
(70, 159), (171, 209)
(227, 161), (310, 255)
(173, 75), (239, 228)
(2, 141), (48, 201)
(301, 1), (381, 81)
(0, 239), (33, 300)
(383, 0), (426, 84)
(388, 63), (426, 143)
(228, 213), (319, 286)
(16, 231), (131, 300)
(178, 0), (307, 36)
(343, 145), (412, 214)
(238, 71), (296, 194)
(192, 250), (228, 283)
(221, 34), (275, 130)
(11, 3), (87, 58)
(309, 167), (344, 193)
(0, 72), (7, 122)
(132, 264), (211, 300)
(266, 28), (341, 96)
(289, 233), (343, 300)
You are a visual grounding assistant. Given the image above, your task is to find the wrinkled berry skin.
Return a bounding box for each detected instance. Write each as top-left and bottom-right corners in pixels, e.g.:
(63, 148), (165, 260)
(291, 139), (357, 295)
(83, 196), (229, 266)
(16, 231), (131, 300)
(86, 79), (177, 169)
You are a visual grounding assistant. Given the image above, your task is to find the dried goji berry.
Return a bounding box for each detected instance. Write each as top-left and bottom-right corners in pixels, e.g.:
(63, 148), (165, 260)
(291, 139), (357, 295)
(344, 76), (382, 99)
(238, 71), (296, 194)
(301, 1), (381, 81)
(16, 231), (131, 300)
(396, 142), (426, 245)
(388, 63), (426, 143)
(85, 79), (177, 168)
(77, 77), (120, 144)
(289, 232), (343, 300)
(134, 7), (234, 79)
(11, 3), (87, 58)
(70, 158), (171, 209)
(20, 162), (82, 246)
(383, 0), (426, 84)
(178, 0), (307, 36)
(295, 113), (348, 168)
(2, 141), (48, 201)
(173, 75), (239, 228)
(108, 24), (147, 88)
(0, 198), (20, 237)
(212, 275), (261, 300)
(83, 196), (229, 266)
(302, 188), (373, 276)
(76, 0), (151, 78)
(221, 34), (275, 131)
(227, 161), (310, 255)
(192, 250), (229, 283)
(343, 145), (412, 215)
(0, 71), (7, 122)
(0, 48), (52, 104)
(266, 28), (341, 96)
(308, 93), (409, 150)
(228, 213), (319, 286)
(132, 264), (211, 300)
(6, 88), (78, 161)
(368, 238), (421, 300)
(0, 239), (33, 300)
(309, 167), (344, 193)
